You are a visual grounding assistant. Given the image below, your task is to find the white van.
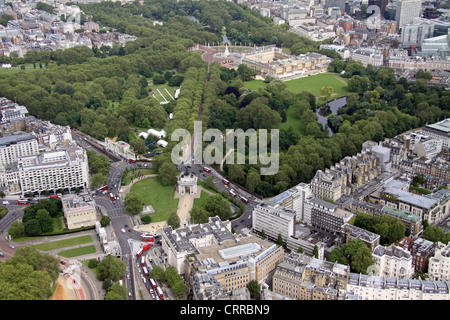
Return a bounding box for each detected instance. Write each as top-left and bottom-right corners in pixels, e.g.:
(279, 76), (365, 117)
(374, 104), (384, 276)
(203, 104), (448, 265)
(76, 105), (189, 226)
(2, 201), (9, 205)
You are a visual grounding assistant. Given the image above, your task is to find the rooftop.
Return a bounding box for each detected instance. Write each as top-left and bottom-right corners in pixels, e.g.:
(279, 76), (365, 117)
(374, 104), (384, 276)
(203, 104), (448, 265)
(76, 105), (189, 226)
(424, 118), (450, 134)
(382, 187), (438, 209)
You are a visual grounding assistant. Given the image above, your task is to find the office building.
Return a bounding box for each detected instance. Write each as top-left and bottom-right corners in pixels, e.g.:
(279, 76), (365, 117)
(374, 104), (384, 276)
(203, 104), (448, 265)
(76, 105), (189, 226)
(161, 216), (234, 275)
(194, 236), (284, 293)
(395, 0), (422, 29)
(400, 19), (435, 47)
(272, 253), (349, 300)
(252, 200), (296, 244)
(271, 183), (311, 223)
(307, 197), (353, 235)
(421, 118), (450, 149)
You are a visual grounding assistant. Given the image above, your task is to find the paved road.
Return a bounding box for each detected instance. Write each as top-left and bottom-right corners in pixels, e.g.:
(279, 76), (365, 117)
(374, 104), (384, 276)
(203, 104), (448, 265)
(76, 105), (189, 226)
(179, 163), (261, 234)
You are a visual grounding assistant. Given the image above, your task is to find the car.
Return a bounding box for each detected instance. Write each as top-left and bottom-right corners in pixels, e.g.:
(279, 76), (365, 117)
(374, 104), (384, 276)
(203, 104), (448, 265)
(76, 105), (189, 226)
(128, 229), (131, 232)
(9, 245), (14, 249)
(60, 260), (66, 265)
(2, 200), (9, 205)
(0, 251), (4, 257)
(124, 224), (128, 228)
(248, 215), (251, 219)
(240, 219), (244, 223)
(121, 228), (126, 233)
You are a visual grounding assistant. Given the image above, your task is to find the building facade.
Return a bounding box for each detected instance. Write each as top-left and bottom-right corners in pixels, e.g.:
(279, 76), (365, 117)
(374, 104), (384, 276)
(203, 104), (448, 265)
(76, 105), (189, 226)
(372, 244), (415, 279)
(429, 242), (450, 282)
(62, 194), (96, 229)
(17, 146), (90, 196)
(252, 200), (296, 244)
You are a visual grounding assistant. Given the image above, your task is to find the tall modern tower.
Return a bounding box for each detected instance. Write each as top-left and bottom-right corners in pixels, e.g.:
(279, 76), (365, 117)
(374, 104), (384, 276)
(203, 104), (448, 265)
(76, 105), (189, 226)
(395, 0), (422, 29)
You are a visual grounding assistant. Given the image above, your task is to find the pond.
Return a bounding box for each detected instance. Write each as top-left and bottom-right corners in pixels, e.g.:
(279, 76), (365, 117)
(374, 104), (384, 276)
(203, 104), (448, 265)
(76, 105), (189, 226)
(315, 96), (347, 136)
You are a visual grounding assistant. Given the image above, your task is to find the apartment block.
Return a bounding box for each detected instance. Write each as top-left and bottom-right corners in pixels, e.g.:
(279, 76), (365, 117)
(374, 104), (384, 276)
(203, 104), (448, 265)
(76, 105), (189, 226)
(0, 132), (39, 167)
(372, 244), (415, 279)
(429, 242), (450, 282)
(310, 150), (381, 202)
(395, 0), (422, 29)
(340, 223), (380, 252)
(346, 273), (449, 300)
(410, 238), (436, 273)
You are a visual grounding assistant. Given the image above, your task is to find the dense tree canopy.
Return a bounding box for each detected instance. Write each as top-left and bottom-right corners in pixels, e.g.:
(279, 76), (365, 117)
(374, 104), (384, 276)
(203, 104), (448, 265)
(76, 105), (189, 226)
(0, 247), (59, 300)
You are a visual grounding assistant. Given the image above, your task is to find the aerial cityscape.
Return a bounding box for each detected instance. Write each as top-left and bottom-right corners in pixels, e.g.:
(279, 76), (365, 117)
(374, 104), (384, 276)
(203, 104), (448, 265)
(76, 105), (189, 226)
(0, 0), (449, 307)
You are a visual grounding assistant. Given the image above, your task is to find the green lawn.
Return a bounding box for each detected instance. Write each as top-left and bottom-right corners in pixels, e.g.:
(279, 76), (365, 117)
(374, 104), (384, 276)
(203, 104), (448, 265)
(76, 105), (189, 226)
(244, 72), (349, 136)
(58, 245), (97, 258)
(122, 168), (157, 185)
(148, 82), (178, 103)
(244, 72), (348, 97)
(193, 190), (211, 209)
(32, 235), (93, 251)
(129, 176), (179, 222)
(279, 104), (307, 135)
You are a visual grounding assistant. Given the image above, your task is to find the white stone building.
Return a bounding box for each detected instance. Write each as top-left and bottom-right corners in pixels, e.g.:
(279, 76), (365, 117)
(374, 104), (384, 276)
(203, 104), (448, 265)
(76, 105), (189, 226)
(346, 273), (449, 300)
(62, 194), (97, 230)
(372, 244), (415, 279)
(429, 242), (450, 282)
(252, 200), (296, 244)
(17, 146), (90, 196)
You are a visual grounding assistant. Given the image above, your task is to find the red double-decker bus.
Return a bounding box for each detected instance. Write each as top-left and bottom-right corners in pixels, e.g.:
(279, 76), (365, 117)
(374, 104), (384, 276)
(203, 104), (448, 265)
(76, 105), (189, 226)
(97, 185), (108, 193)
(142, 266), (149, 277)
(141, 234), (154, 242)
(18, 199), (29, 205)
(140, 256), (146, 267)
(156, 286), (164, 300)
(49, 195), (61, 199)
(239, 195), (248, 204)
(203, 167), (211, 173)
(136, 248), (144, 258)
(149, 278), (157, 289)
(110, 193), (115, 201)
